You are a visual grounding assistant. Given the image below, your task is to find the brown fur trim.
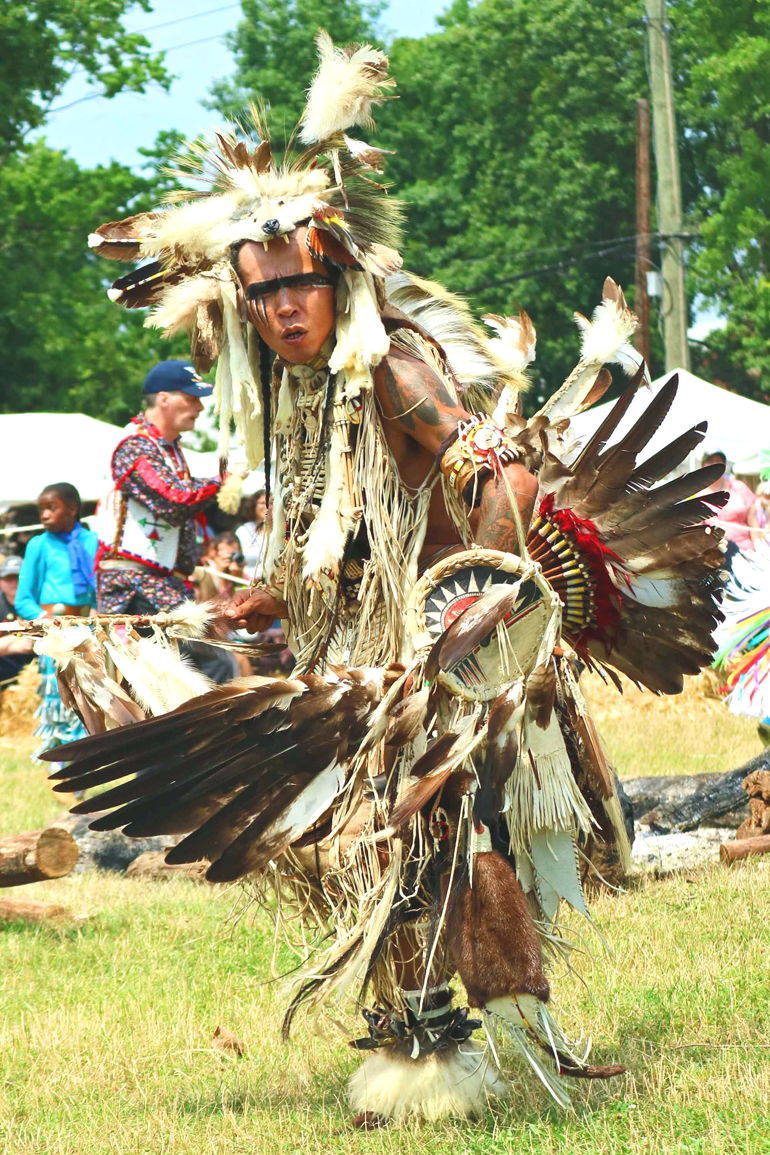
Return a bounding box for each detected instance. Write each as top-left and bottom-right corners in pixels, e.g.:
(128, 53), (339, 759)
(445, 851), (549, 1005)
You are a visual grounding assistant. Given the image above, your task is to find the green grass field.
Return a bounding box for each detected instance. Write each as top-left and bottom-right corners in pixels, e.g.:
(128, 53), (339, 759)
(1, 678), (769, 1154)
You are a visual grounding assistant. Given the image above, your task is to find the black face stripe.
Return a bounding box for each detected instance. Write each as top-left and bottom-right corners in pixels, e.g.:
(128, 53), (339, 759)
(245, 272), (336, 300)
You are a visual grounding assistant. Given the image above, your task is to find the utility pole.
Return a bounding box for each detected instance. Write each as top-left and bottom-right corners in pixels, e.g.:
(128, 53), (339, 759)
(635, 97), (652, 370)
(645, 0), (690, 371)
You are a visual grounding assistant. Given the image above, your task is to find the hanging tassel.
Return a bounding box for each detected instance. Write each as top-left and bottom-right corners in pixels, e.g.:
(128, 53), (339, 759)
(329, 270), (389, 398)
(221, 281), (264, 469)
(302, 391), (359, 593)
(504, 710), (593, 856)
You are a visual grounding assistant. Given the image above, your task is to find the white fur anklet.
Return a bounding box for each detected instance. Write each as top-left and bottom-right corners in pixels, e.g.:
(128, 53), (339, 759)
(348, 1042), (508, 1122)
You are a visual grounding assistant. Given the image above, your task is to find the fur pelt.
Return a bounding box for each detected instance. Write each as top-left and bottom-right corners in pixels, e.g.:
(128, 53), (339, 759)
(348, 1043), (507, 1122)
(446, 851), (550, 1006)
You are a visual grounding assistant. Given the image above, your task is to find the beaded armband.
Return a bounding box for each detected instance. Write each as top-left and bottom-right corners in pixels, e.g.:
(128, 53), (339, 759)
(438, 414), (518, 505)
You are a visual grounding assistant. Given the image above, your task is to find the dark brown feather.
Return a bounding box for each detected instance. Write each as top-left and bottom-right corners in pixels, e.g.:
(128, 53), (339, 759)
(89, 212), (158, 261)
(435, 585), (518, 674)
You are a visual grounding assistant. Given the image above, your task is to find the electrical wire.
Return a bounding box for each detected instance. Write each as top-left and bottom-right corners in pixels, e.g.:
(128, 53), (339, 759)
(457, 238), (642, 296)
(65, 3), (243, 78)
(49, 32), (230, 114)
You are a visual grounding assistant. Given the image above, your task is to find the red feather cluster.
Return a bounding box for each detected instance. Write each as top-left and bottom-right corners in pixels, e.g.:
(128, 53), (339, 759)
(539, 494), (625, 653)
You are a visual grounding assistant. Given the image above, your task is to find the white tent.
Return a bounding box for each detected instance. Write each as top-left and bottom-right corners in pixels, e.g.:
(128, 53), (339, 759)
(0, 413), (220, 508)
(568, 368), (770, 473)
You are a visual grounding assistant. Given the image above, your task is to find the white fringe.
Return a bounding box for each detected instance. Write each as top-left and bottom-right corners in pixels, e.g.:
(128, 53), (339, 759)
(329, 270), (389, 397)
(504, 711), (594, 855)
(221, 280), (263, 469)
(302, 391), (358, 587)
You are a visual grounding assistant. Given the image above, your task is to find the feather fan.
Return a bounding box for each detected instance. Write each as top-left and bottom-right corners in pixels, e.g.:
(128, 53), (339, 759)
(43, 667), (387, 883)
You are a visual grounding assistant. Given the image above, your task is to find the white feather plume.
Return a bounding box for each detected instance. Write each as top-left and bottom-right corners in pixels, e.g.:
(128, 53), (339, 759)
(573, 277), (645, 377)
(144, 273), (223, 337)
(483, 311), (537, 376)
(162, 599), (217, 639)
(386, 271), (504, 399)
(299, 30), (395, 145)
(34, 623), (93, 668)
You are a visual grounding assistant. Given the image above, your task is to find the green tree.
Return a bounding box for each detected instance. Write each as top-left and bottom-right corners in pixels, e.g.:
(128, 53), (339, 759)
(378, 0), (648, 403)
(673, 0), (770, 399)
(0, 1), (183, 419)
(0, 0), (169, 161)
(0, 140), (186, 421)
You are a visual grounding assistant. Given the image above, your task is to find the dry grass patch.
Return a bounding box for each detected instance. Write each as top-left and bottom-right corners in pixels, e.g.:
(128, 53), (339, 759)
(582, 670), (761, 779)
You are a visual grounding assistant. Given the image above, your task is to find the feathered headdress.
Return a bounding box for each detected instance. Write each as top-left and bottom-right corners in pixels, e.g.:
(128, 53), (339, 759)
(88, 31), (404, 465)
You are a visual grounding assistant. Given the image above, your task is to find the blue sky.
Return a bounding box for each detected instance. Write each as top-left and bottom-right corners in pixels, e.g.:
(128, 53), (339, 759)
(41, 0), (448, 170)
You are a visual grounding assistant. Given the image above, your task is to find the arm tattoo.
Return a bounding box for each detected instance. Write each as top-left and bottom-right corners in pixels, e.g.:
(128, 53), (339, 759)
(476, 468), (537, 552)
(377, 353), (466, 441)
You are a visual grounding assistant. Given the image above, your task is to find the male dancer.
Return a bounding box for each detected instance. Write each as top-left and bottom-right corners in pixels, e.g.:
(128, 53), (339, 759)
(57, 33), (725, 1124)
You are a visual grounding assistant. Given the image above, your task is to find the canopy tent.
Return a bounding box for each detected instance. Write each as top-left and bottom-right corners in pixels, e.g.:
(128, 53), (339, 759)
(0, 413), (220, 509)
(568, 368), (770, 474)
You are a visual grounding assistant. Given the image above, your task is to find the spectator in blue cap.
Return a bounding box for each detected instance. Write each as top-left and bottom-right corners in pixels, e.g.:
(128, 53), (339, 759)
(94, 360), (223, 635)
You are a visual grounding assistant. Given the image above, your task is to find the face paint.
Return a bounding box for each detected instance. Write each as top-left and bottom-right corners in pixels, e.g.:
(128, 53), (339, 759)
(235, 230), (338, 364)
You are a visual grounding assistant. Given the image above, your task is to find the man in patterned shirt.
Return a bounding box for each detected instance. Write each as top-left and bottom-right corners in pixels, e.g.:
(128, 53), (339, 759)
(95, 360), (221, 616)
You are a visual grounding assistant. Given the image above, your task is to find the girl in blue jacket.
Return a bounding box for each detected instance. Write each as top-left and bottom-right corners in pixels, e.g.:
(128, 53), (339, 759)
(16, 482), (98, 755)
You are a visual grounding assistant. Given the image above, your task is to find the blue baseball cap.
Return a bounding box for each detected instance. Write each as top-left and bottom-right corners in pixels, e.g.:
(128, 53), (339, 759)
(142, 361), (214, 397)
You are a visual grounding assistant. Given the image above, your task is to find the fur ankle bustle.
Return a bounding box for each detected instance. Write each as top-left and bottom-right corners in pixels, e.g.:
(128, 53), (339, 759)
(347, 1042), (508, 1123)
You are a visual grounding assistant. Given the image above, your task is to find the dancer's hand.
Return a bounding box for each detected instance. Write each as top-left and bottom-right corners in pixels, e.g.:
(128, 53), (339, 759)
(222, 587), (287, 633)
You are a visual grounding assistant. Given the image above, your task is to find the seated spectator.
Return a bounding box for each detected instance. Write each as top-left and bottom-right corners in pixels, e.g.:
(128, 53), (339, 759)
(0, 555), (35, 683)
(192, 533), (250, 675)
(749, 480), (770, 548)
(192, 532), (246, 602)
(235, 490), (268, 580)
(702, 451), (755, 567)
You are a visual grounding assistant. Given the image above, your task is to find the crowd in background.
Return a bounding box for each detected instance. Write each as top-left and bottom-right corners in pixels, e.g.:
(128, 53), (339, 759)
(1, 447), (768, 750)
(0, 483), (288, 751)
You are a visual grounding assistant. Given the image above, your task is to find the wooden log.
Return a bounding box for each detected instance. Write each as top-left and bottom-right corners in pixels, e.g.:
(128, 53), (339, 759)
(0, 897), (74, 923)
(640, 750), (770, 833)
(125, 850), (208, 881)
(720, 834), (770, 865)
(0, 827), (79, 888)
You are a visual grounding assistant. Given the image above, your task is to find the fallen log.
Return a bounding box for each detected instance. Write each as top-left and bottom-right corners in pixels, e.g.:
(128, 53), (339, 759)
(0, 827), (79, 888)
(743, 770), (770, 803)
(634, 750), (770, 833)
(0, 897), (74, 923)
(51, 812), (181, 874)
(720, 834), (770, 865)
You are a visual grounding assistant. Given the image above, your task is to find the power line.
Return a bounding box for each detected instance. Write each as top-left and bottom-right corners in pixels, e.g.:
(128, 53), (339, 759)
(455, 238), (645, 296)
(66, 3), (242, 77)
(49, 33), (229, 114)
(449, 231), (647, 266)
(132, 2), (241, 35)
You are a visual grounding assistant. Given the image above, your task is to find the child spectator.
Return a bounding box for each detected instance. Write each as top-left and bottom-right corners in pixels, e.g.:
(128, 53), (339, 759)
(16, 483), (98, 754)
(235, 490), (268, 580)
(0, 555), (34, 684)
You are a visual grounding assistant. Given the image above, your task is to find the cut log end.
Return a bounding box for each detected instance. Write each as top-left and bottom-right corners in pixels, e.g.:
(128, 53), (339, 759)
(720, 834), (770, 866)
(0, 827), (79, 888)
